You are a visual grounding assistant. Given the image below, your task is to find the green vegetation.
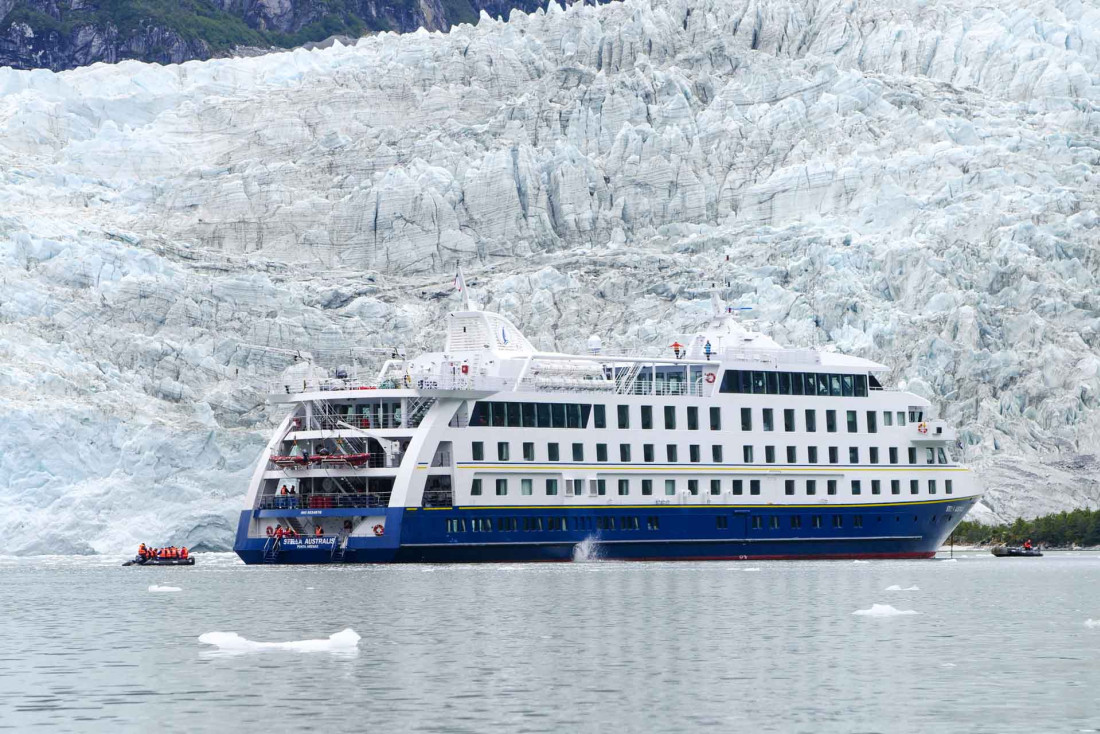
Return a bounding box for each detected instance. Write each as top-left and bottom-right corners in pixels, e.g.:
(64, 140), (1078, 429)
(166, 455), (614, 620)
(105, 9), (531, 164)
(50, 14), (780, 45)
(952, 507), (1100, 548)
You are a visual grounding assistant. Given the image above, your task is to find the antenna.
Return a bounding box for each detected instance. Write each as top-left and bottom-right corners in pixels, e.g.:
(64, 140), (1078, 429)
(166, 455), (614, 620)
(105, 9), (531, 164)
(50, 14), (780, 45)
(454, 265), (472, 311)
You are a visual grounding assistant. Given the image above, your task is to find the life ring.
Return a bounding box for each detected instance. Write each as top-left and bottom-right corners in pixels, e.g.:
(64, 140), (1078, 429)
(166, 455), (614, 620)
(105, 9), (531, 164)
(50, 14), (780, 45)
(461, 364), (469, 375)
(266, 526), (274, 537)
(705, 373), (716, 384)
(918, 422), (928, 434)
(372, 524), (385, 536)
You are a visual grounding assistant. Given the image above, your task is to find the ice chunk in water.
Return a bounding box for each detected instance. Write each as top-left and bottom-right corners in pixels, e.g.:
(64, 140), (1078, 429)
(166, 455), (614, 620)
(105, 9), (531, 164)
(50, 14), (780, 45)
(148, 585), (181, 592)
(1085, 619), (1100, 629)
(885, 585), (920, 591)
(198, 628), (361, 653)
(852, 604), (920, 617)
(852, 560), (870, 564)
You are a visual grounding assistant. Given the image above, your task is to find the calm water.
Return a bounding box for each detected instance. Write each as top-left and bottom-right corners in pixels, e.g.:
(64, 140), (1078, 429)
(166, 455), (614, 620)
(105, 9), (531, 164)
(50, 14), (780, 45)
(1, 552), (1098, 733)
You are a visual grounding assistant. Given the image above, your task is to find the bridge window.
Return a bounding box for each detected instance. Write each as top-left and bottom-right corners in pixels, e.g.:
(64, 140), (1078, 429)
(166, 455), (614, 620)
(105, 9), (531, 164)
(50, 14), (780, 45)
(471, 479), (482, 496)
(842, 375), (854, 397)
(854, 375), (868, 397)
(642, 479), (653, 496)
(687, 406), (699, 430)
(472, 442), (484, 461)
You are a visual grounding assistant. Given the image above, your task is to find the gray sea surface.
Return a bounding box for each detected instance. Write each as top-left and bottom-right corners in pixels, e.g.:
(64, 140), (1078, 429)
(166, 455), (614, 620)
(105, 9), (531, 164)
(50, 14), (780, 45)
(1, 551), (1098, 733)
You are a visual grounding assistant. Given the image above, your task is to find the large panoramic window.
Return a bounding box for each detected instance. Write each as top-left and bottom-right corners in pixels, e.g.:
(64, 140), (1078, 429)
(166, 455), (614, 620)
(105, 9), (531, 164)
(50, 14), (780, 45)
(719, 370), (870, 397)
(471, 401), (591, 429)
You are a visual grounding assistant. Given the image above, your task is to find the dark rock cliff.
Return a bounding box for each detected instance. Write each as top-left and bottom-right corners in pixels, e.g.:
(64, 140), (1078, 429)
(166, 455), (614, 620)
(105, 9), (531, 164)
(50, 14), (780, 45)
(0, 0), (605, 71)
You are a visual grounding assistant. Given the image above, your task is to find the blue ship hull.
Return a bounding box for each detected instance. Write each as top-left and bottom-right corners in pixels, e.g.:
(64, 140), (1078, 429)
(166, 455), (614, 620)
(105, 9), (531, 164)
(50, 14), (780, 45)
(234, 497), (977, 564)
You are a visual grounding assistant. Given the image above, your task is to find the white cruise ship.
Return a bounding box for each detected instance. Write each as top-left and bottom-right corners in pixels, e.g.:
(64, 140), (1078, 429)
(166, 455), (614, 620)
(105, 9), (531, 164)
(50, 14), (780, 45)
(234, 294), (982, 564)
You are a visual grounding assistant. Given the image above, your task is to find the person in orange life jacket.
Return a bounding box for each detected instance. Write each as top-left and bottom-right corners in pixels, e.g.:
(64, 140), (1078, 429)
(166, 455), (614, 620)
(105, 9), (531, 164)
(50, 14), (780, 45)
(314, 525), (324, 536)
(281, 485), (288, 495)
(180, 547), (189, 559)
(138, 544), (147, 560)
(275, 525), (285, 539)
(1024, 539), (1033, 551)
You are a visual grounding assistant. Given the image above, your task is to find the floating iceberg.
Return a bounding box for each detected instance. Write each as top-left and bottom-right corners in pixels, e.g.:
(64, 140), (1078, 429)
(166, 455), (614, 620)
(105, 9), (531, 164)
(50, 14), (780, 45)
(198, 628), (361, 653)
(1086, 619), (1100, 629)
(885, 585), (920, 591)
(148, 584), (181, 592)
(852, 604), (921, 617)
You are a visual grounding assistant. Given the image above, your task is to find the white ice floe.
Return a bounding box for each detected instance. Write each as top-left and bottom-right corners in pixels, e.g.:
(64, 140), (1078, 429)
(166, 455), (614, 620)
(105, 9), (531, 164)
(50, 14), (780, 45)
(852, 604), (921, 617)
(742, 568), (762, 572)
(885, 585), (920, 591)
(148, 585), (181, 592)
(1085, 619), (1100, 629)
(198, 628), (361, 652)
(852, 560), (870, 564)
(940, 559), (958, 563)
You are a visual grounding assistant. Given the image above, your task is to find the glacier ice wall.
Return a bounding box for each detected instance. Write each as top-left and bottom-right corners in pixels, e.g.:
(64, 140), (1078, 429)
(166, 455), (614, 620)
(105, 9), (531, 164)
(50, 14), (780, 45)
(1, 0), (1100, 552)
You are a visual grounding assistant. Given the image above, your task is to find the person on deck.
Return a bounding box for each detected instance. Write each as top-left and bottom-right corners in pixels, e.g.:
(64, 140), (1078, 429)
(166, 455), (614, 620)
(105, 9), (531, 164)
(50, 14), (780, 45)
(315, 525), (324, 536)
(180, 547), (189, 560)
(1024, 539), (1033, 551)
(275, 525), (285, 540)
(138, 544), (147, 560)
(704, 340), (713, 361)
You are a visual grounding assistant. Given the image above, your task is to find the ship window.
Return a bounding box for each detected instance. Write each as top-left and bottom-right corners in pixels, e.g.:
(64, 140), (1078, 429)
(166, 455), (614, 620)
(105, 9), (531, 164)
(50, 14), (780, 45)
(666, 445), (678, 462)
(910, 479), (919, 495)
(779, 372), (791, 394)
(687, 406), (699, 430)
(946, 479), (953, 495)
(521, 402), (536, 427)
(751, 516), (763, 530)
(688, 479), (699, 496)
(566, 404), (582, 429)
(719, 370), (738, 393)
(717, 516), (729, 529)
(642, 479), (653, 496)
(854, 516), (863, 528)
(770, 516), (780, 529)
(712, 445), (723, 462)
(472, 442), (484, 461)
(521, 478), (533, 496)
(710, 406), (721, 430)
(854, 374), (868, 397)
(784, 409), (796, 432)
(791, 515), (802, 529)
(593, 404), (606, 429)
(804, 373), (817, 395)
(732, 480), (743, 495)
(507, 403), (521, 428)
(908, 447), (917, 464)
(551, 403), (565, 428)
(617, 405), (630, 429)
(841, 374), (853, 397)
(897, 411), (906, 426)
(846, 411), (858, 433)
(866, 411), (877, 433)
(765, 446), (776, 464)
(596, 443), (608, 462)
(872, 480), (881, 495)
(812, 515), (822, 528)
(523, 442), (535, 461)
(791, 372), (804, 395)
(641, 406), (653, 429)
(928, 479), (937, 495)
(827, 479), (837, 495)
(618, 479), (629, 496)
(536, 403), (551, 427)
(750, 479), (761, 495)
(851, 480), (861, 495)
(826, 410), (837, 433)
(548, 443), (559, 462)
(833, 515), (843, 528)
(805, 409), (817, 432)
(620, 443), (631, 462)
(497, 442), (509, 461)
(490, 403), (506, 427)
(765, 372), (779, 394)
(664, 405), (676, 430)
(926, 448), (935, 465)
(785, 479), (795, 495)
(829, 375), (842, 396)
(870, 447), (879, 464)
(572, 443), (584, 462)
(710, 479), (721, 495)
(741, 408), (752, 431)
(496, 478), (507, 496)
(938, 448), (948, 464)
(665, 479), (676, 496)
(786, 446), (797, 463)
(546, 479), (558, 496)
(470, 402), (489, 426)
(829, 447), (839, 464)
(647, 516), (660, 530)
(743, 445), (754, 463)
(471, 479), (482, 496)
(891, 480), (900, 495)
(889, 447), (898, 464)
(808, 446), (818, 464)
(806, 479), (816, 495)
(596, 479), (607, 496)
(883, 411), (893, 427)
(690, 445), (701, 463)
(763, 409), (774, 432)
(849, 447), (859, 464)
(752, 371), (766, 393)
(644, 444), (655, 463)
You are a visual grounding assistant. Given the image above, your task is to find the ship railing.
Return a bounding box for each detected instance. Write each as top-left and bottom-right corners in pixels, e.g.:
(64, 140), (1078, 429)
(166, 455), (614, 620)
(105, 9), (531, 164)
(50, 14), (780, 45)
(301, 414), (402, 431)
(618, 380), (708, 397)
(268, 452), (392, 470)
(258, 493), (392, 510)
